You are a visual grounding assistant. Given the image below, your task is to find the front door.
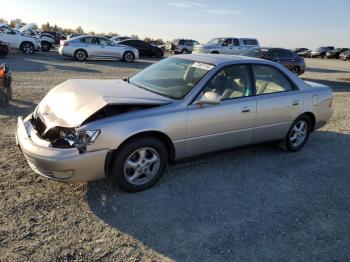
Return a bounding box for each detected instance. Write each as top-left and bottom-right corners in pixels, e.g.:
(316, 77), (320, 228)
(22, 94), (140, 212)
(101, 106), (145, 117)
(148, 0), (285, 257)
(252, 64), (303, 143)
(186, 65), (257, 156)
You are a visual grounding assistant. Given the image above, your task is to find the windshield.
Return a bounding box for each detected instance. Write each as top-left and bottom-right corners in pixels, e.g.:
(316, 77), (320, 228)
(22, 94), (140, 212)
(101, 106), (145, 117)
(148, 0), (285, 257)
(241, 48), (268, 58)
(129, 57), (214, 99)
(207, 38), (225, 45)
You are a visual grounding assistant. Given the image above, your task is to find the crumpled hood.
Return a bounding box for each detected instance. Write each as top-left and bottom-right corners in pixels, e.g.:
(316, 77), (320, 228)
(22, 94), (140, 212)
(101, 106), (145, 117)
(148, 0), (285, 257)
(37, 79), (172, 128)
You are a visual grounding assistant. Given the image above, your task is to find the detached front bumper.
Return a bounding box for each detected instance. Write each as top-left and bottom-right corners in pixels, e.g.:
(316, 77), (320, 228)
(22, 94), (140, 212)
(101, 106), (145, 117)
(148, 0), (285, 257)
(16, 115), (108, 183)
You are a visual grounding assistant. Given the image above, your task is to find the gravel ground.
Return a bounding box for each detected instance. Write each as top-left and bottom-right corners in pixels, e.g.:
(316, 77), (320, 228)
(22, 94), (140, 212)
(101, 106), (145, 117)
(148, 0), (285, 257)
(0, 53), (349, 262)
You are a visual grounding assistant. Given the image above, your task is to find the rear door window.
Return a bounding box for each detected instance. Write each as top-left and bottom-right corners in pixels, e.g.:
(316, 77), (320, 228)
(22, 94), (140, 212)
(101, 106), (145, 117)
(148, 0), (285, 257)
(252, 65), (294, 95)
(243, 39), (258, 46)
(233, 38), (240, 46)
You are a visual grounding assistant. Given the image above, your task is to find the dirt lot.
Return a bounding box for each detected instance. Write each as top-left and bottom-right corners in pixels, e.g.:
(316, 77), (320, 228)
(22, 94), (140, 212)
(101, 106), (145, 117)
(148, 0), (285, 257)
(0, 53), (350, 262)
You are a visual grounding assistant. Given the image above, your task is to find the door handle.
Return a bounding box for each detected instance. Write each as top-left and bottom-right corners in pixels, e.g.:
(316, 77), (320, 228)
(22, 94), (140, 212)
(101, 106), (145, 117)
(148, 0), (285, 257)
(241, 106), (251, 113)
(292, 100), (300, 106)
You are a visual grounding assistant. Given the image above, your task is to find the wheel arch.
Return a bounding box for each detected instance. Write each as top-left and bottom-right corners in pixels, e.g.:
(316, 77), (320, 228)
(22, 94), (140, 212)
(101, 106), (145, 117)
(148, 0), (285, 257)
(74, 48), (88, 58)
(297, 112), (316, 132)
(105, 130), (176, 175)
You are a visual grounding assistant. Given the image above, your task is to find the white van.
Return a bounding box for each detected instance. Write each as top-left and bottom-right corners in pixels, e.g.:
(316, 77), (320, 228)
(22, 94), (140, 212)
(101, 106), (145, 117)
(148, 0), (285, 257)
(193, 37), (259, 55)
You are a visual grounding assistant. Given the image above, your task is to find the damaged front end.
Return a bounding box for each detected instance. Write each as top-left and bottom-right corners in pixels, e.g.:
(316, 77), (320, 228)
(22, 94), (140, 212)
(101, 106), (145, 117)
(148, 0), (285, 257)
(30, 112), (100, 152)
(30, 103), (160, 152)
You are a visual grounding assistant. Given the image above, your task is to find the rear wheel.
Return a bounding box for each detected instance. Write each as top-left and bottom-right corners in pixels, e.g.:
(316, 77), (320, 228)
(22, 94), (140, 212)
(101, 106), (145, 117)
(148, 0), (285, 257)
(155, 50), (163, 58)
(291, 66), (300, 75)
(123, 51), (135, 62)
(211, 51), (219, 54)
(74, 49), (87, 61)
(279, 115), (311, 152)
(109, 137), (168, 192)
(41, 41), (51, 52)
(21, 42), (34, 54)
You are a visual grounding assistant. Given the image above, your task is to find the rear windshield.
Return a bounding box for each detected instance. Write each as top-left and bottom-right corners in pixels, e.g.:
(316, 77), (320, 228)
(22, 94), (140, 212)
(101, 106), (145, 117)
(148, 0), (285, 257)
(241, 48), (268, 58)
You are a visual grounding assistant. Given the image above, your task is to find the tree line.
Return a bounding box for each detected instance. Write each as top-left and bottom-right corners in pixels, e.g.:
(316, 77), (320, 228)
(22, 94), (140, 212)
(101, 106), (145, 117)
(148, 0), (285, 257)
(0, 18), (165, 45)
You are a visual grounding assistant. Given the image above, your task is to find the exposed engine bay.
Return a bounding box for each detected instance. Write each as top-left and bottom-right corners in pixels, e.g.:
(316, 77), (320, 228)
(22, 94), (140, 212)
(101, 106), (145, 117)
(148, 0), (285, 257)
(31, 104), (160, 149)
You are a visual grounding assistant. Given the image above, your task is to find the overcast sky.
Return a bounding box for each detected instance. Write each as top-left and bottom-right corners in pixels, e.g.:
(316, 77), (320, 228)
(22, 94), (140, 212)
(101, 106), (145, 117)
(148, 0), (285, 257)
(1, 0), (349, 49)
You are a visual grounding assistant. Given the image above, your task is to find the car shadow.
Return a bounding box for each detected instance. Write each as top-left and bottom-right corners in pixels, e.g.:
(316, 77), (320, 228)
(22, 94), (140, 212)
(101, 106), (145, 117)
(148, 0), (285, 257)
(86, 131), (350, 261)
(305, 67), (350, 74)
(2, 53), (159, 73)
(302, 78), (350, 92)
(0, 99), (37, 117)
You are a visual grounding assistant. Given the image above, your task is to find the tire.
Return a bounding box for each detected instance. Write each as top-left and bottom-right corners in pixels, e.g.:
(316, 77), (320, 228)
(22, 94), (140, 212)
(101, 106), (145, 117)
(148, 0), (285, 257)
(211, 51), (219, 54)
(291, 66), (300, 75)
(320, 53), (326, 59)
(0, 91), (9, 108)
(155, 50), (163, 58)
(21, 42), (34, 54)
(109, 137), (168, 192)
(74, 49), (88, 61)
(123, 51), (135, 62)
(279, 115), (311, 152)
(41, 41), (51, 52)
(181, 49), (188, 54)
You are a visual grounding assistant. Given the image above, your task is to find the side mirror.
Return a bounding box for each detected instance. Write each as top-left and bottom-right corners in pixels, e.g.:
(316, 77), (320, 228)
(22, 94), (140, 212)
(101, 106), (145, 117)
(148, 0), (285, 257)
(195, 92), (221, 105)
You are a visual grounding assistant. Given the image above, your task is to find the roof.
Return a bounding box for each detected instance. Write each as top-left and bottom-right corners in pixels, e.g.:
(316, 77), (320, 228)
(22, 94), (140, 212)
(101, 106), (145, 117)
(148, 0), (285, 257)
(175, 53), (263, 66)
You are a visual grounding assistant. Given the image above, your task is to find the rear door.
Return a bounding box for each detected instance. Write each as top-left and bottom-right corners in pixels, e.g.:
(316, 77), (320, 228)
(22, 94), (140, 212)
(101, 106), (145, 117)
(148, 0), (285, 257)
(252, 64), (303, 143)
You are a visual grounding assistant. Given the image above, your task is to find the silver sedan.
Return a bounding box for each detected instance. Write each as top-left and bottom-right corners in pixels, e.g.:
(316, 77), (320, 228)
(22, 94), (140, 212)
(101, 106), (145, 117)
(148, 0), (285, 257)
(16, 54), (333, 192)
(58, 35), (139, 62)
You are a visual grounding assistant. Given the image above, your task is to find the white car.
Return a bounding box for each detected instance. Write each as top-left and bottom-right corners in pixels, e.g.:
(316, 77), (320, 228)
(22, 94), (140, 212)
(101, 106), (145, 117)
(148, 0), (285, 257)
(193, 37), (259, 55)
(58, 35), (139, 62)
(18, 23), (55, 52)
(0, 24), (41, 54)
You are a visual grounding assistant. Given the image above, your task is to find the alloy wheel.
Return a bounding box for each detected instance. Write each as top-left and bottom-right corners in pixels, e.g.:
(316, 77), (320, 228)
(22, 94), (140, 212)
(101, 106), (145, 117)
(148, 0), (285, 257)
(124, 52), (134, 62)
(123, 147), (161, 186)
(289, 120), (308, 148)
(75, 50), (87, 61)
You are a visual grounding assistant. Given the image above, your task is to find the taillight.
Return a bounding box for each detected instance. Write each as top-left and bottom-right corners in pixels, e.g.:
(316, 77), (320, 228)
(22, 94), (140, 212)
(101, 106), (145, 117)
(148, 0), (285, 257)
(64, 43), (69, 47)
(0, 68), (4, 78)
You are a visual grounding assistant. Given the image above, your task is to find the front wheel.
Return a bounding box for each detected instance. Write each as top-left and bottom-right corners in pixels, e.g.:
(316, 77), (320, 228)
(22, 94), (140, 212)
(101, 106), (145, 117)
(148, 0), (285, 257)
(123, 51), (135, 62)
(109, 137), (168, 192)
(155, 50), (163, 58)
(279, 115), (311, 152)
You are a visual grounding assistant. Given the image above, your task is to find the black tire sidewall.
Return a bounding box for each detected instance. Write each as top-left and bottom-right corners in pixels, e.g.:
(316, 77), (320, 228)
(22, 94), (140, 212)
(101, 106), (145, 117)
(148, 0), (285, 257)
(285, 116), (311, 152)
(41, 42), (51, 52)
(110, 137), (168, 192)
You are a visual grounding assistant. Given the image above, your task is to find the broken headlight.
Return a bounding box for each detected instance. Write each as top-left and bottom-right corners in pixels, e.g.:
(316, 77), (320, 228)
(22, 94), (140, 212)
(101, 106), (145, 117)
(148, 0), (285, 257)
(51, 127), (100, 152)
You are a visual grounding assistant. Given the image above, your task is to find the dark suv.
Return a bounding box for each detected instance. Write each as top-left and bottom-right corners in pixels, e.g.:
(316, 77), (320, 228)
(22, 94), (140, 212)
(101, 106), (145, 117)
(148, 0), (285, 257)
(241, 47), (305, 75)
(171, 39), (200, 54)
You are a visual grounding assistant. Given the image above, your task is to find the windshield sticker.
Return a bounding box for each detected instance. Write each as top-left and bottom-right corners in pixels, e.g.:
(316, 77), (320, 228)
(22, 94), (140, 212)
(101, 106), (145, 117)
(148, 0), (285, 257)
(191, 62), (214, 71)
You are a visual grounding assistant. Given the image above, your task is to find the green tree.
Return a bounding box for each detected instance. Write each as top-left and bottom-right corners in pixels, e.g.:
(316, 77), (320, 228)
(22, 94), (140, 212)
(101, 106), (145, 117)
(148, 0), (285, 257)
(0, 18), (8, 24)
(75, 26), (84, 34)
(9, 18), (23, 28)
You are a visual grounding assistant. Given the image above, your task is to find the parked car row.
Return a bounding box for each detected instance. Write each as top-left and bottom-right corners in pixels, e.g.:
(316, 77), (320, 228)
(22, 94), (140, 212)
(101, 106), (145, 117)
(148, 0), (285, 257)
(295, 46), (350, 60)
